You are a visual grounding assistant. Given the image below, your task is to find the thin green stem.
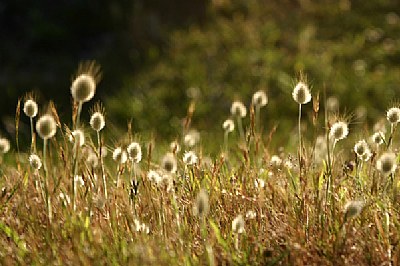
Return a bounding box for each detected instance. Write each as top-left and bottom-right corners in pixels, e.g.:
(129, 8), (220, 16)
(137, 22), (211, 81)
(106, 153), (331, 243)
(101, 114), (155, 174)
(98, 131), (107, 200)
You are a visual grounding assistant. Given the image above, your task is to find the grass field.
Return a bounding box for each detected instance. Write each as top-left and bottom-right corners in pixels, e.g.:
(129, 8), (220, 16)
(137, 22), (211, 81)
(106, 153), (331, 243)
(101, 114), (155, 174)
(0, 63), (399, 265)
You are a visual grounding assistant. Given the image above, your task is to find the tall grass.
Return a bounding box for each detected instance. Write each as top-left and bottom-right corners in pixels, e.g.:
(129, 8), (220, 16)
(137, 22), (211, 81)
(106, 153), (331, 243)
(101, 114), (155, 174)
(1, 67), (400, 265)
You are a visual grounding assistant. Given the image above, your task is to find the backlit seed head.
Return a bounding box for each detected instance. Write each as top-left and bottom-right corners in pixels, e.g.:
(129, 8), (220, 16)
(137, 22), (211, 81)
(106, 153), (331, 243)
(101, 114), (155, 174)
(292, 81), (311, 105)
(371, 131), (385, 145)
(183, 151), (198, 165)
(69, 129), (85, 147)
(270, 155), (282, 169)
(23, 99), (38, 118)
(71, 61), (101, 103)
(29, 154), (42, 170)
(147, 170), (163, 185)
(0, 138), (10, 154)
(161, 153), (177, 174)
(86, 152), (99, 168)
(230, 101), (247, 117)
(193, 189), (209, 218)
(252, 90), (268, 107)
(245, 210), (257, 220)
(387, 107), (400, 124)
(222, 119), (235, 133)
(344, 200), (364, 220)
(90, 112), (105, 132)
(377, 152), (397, 176)
(361, 149), (372, 162)
(36, 114), (57, 140)
(184, 129), (200, 147)
(232, 215), (245, 234)
(113, 147), (127, 164)
(354, 140), (369, 157)
(329, 121), (349, 141)
(127, 142), (142, 163)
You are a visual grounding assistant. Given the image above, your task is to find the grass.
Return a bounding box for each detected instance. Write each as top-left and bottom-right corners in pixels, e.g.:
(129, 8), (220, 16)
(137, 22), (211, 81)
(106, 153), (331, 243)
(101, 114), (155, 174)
(0, 71), (400, 265)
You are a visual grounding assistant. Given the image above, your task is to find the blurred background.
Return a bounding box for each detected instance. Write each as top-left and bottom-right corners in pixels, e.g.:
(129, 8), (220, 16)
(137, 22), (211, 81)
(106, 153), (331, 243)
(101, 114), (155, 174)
(1, 0), (400, 147)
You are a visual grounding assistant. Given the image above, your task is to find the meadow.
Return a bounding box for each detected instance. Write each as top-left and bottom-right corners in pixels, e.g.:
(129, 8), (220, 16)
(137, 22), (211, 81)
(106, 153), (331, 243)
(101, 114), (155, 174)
(0, 60), (400, 265)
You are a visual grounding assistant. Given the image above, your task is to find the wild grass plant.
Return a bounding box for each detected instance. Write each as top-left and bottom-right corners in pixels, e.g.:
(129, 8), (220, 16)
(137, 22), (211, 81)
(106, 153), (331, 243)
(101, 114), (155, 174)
(1, 63), (400, 265)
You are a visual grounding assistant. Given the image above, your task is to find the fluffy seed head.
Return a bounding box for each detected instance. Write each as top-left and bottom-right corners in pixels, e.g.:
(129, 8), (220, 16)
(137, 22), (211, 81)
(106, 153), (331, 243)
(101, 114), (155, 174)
(377, 152), (397, 176)
(71, 61), (101, 103)
(183, 151), (198, 165)
(0, 138), (10, 154)
(270, 155), (282, 169)
(23, 99), (38, 118)
(184, 129), (200, 147)
(86, 152), (99, 168)
(222, 119), (235, 133)
(232, 215), (245, 234)
(147, 170), (163, 185)
(245, 210), (257, 219)
(161, 153), (177, 174)
(90, 112), (105, 132)
(36, 114), (57, 140)
(354, 140), (369, 157)
(252, 90), (268, 107)
(193, 189), (209, 218)
(361, 149), (372, 162)
(29, 154), (42, 170)
(292, 81), (311, 105)
(329, 121), (349, 141)
(371, 131), (385, 145)
(344, 200), (364, 220)
(230, 101), (247, 117)
(69, 129), (85, 147)
(127, 142), (142, 163)
(113, 147), (128, 164)
(387, 107), (400, 124)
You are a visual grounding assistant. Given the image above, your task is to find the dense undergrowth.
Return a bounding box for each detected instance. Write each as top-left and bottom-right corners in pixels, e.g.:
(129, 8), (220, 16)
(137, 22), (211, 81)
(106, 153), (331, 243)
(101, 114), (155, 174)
(1, 61), (400, 265)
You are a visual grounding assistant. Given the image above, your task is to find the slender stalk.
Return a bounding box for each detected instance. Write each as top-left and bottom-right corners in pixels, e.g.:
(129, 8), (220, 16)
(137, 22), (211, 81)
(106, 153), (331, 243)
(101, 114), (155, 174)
(224, 131), (229, 155)
(255, 105), (261, 134)
(43, 139), (52, 224)
(98, 131), (107, 200)
(71, 101), (83, 210)
(237, 117), (244, 141)
(30, 117), (36, 153)
(298, 104), (302, 177)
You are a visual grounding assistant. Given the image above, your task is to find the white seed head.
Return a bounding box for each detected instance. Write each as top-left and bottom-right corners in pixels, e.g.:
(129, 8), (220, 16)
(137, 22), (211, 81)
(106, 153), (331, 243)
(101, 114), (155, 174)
(113, 147), (127, 164)
(361, 148), (372, 162)
(184, 129), (200, 147)
(230, 101), (247, 117)
(71, 74), (96, 103)
(69, 129), (85, 147)
(147, 170), (163, 185)
(354, 140), (369, 157)
(36, 114), (57, 140)
(74, 175), (85, 187)
(326, 96), (339, 112)
(23, 99), (38, 118)
(86, 152), (99, 168)
(387, 107), (400, 124)
(344, 200), (364, 220)
(222, 119), (235, 133)
(329, 121), (349, 141)
(292, 81), (311, 105)
(371, 131), (385, 145)
(161, 153), (177, 174)
(252, 90), (268, 107)
(232, 215), (245, 234)
(127, 142), (142, 163)
(193, 189), (209, 218)
(183, 151), (198, 165)
(245, 210), (257, 220)
(254, 178), (265, 189)
(0, 138), (10, 154)
(270, 155), (282, 169)
(377, 152), (397, 176)
(90, 112), (105, 132)
(29, 154), (42, 170)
